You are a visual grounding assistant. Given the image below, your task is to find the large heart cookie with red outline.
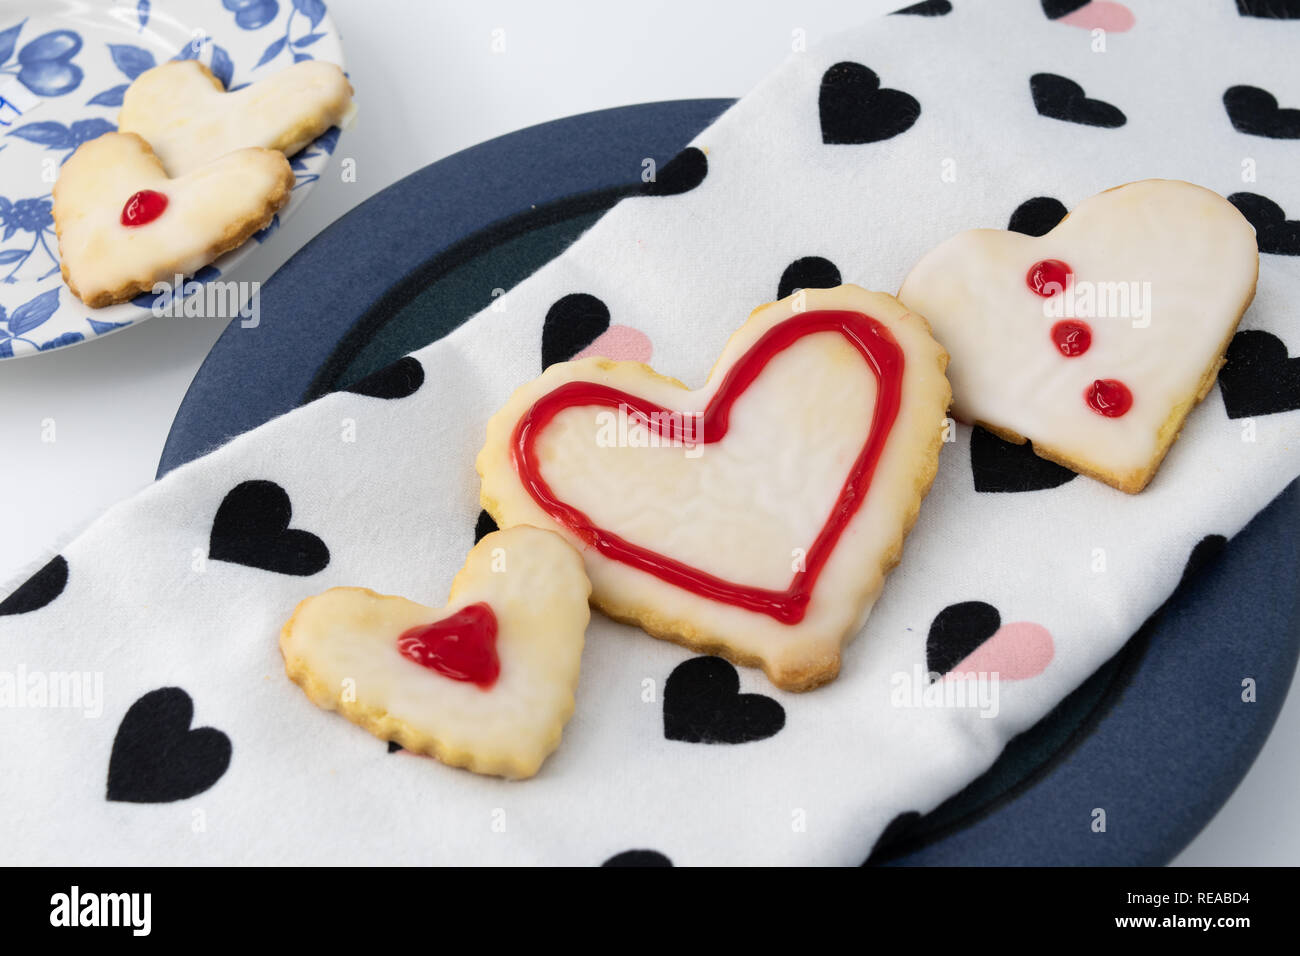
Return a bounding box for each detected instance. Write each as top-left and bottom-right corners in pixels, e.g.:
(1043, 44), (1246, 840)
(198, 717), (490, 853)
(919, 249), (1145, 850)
(478, 285), (951, 691)
(53, 132), (292, 307)
(281, 526), (591, 779)
(119, 60), (352, 177)
(899, 180), (1259, 493)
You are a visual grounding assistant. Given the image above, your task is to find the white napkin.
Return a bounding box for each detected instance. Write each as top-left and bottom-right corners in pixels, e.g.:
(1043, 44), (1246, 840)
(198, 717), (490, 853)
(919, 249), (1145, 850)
(3, 0), (1298, 865)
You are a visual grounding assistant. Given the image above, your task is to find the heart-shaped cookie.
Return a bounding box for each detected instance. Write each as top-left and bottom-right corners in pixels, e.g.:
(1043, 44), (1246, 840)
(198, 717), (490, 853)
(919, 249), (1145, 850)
(52, 132), (293, 307)
(899, 180), (1259, 493)
(280, 526), (591, 779)
(478, 285), (951, 691)
(119, 60), (353, 176)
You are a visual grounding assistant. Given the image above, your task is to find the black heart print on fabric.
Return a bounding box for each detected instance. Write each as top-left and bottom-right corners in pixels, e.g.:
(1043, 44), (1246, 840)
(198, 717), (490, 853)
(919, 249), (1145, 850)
(343, 356), (425, 400)
(1219, 330), (1300, 418)
(107, 688), (232, 803)
(474, 509), (499, 544)
(1030, 74), (1126, 128)
(0, 555), (68, 616)
(777, 256), (842, 300)
(866, 810), (922, 863)
(640, 147), (708, 197)
(1224, 85), (1300, 138)
(1181, 534), (1228, 586)
(209, 480), (330, 576)
(541, 293), (611, 370)
(971, 426), (1076, 493)
(1041, 0), (1090, 17)
(892, 0), (952, 15)
(1008, 196), (1068, 237)
(663, 656), (785, 744)
(602, 849), (674, 867)
(1227, 193), (1300, 255)
(819, 62), (921, 144)
(925, 601), (1002, 678)
(1236, 0), (1300, 16)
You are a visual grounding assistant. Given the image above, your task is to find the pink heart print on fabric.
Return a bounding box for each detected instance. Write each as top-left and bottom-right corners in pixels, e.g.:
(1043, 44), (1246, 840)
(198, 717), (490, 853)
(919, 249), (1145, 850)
(946, 621), (1055, 682)
(1057, 2), (1135, 32)
(573, 324), (654, 363)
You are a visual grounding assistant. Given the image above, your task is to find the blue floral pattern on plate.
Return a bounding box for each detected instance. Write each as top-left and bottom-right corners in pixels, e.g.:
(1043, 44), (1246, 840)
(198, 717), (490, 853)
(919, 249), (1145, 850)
(0, 0), (347, 359)
(0, 22), (85, 97)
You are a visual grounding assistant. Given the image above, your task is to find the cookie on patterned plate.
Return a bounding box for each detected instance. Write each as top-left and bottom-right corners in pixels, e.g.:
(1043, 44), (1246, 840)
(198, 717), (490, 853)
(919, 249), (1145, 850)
(52, 132), (292, 308)
(119, 59), (353, 176)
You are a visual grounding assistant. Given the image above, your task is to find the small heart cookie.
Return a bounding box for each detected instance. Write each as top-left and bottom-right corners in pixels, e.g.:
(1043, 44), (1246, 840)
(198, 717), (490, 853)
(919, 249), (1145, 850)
(899, 180), (1259, 493)
(53, 132), (293, 307)
(119, 60), (353, 176)
(478, 285), (950, 692)
(280, 526), (591, 779)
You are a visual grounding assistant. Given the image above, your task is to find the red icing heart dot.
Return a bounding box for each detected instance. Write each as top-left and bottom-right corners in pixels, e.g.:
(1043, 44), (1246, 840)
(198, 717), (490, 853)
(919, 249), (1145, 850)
(1027, 259), (1072, 298)
(1051, 320), (1092, 357)
(397, 602), (500, 689)
(120, 189), (169, 227)
(1086, 379), (1133, 417)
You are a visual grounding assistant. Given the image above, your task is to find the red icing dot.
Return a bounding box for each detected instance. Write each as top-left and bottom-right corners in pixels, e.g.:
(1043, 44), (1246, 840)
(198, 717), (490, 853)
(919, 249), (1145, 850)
(1051, 320), (1092, 357)
(1027, 258), (1072, 298)
(120, 189), (168, 227)
(396, 602), (500, 689)
(1086, 379), (1133, 418)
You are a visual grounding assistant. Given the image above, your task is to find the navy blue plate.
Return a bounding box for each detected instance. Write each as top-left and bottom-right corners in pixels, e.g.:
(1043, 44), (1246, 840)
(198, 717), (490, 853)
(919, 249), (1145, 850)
(160, 100), (1300, 865)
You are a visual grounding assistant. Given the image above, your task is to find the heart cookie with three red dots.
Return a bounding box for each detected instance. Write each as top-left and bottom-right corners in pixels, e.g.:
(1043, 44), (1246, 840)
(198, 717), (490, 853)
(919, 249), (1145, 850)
(53, 132), (293, 307)
(280, 526), (591, 779)
(899, 180), (1259, 493)
(119, 60), (353, 177)
(478, 285), (951, 692)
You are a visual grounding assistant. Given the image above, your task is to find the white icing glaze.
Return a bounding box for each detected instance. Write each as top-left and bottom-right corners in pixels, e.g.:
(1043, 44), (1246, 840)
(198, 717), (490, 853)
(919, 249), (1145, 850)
(477, 285), (952, 691)
(53, 132), (291, 306)
(280, 526), (591, 780)
(119, 60), (352, 176)
(898, 180), (1259, 490)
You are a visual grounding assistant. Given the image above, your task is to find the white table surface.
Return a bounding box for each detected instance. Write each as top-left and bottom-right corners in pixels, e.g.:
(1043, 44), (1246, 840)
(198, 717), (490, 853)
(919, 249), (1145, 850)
(0, 0), (1294, 866)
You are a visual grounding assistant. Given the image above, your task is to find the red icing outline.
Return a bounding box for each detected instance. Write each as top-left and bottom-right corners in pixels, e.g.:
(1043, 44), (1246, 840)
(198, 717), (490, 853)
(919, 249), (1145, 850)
(511, 310), (904, 624)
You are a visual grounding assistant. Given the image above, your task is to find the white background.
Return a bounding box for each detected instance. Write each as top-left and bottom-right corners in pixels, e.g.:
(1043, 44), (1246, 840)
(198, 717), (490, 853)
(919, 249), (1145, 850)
(0, 0), (1294, 865)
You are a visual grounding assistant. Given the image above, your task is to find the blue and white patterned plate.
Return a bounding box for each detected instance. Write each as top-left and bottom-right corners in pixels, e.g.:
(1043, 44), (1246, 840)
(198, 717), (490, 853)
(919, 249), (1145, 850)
(0, 0), (346, 359)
